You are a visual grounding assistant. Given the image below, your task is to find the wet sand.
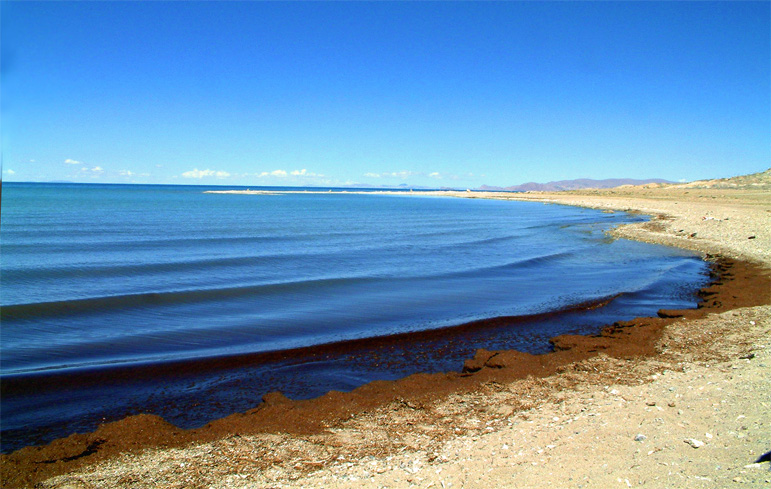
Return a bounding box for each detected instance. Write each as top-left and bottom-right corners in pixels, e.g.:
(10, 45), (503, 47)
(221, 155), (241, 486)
(3, 182), (770, 488)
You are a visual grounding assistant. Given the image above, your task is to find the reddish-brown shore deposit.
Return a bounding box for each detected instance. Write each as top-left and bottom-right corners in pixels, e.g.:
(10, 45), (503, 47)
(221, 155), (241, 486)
(2, 177), (770, 488)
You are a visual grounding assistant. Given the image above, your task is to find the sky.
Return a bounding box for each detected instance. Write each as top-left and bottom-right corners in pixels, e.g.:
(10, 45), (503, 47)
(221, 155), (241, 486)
(2, 1), (769, 188)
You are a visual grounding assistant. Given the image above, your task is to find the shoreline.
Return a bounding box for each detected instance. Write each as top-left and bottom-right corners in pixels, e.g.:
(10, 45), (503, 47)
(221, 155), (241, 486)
(0, 292), (629, 390)
(2, 186), (770, 488)
(0, 290), (660, 454)
(213, 186), (770, 263)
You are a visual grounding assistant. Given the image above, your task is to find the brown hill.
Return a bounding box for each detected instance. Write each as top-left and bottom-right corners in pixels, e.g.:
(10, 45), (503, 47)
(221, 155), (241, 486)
(479, 178), (672, 192)
(668, 168), (771, 190)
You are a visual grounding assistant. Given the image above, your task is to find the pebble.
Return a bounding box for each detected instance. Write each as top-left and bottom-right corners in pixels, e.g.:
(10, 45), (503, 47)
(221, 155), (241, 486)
(634, 434), (647, 442)
(684, 438), (705, 448)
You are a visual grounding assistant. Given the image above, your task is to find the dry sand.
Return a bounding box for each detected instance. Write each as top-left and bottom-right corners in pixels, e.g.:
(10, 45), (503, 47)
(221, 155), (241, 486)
(17, 178), (771, 489)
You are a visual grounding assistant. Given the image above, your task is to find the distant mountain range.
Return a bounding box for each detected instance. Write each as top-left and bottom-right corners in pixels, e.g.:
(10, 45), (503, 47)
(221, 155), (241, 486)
(478, 178), (673, 192)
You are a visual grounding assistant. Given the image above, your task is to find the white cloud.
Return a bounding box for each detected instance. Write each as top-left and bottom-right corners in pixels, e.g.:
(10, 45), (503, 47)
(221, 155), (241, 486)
(257, 169), (288, 177)
(182, 168), (231, 179)
(182, 169), (205, 178)
(65, 158), (81, 165)
(364, 170), (462, 181)
(75, 165), (104, 178)
(388, 171), (417, 179)
(366, 170), (420, 179)
(255, 168), (325, 179)
(291, 169), (323, 177)
(119, 170), (151, 178)
(4, 169), (16, 175)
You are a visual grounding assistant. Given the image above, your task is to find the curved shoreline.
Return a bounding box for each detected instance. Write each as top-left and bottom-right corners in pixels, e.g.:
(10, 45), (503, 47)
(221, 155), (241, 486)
(2, 187), (770, 488)
(1, 293), (625, 389)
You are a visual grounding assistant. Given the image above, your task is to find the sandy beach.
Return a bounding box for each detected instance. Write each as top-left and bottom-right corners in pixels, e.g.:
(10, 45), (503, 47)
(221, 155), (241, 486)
(4, 174), (770, 488)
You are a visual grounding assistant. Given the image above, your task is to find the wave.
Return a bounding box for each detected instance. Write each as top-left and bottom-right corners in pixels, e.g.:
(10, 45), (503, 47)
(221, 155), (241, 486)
(1, 249), (582, 321)
(1, 233), (315, 253)
(437, 251), (576, 279)
(1, 291), (628, 379)
(1, 251), (345, 281)
(0, 276), (381, 321)
(441, 234), (522, 249)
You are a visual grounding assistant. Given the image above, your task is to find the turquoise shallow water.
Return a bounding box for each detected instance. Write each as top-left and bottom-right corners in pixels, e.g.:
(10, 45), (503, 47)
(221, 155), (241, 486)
(0, 182), (709, 452)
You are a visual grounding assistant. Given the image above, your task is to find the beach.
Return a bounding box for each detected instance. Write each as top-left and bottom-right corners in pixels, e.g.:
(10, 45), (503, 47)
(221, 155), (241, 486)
(3, 180), (770, 488)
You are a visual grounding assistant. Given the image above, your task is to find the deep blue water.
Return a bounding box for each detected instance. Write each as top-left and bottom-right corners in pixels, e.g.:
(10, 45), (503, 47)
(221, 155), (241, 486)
(0, 182), (709, 452)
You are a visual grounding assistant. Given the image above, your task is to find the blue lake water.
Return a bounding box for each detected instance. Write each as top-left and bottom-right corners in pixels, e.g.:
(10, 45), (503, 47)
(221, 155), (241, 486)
(0, 182), (709, 452)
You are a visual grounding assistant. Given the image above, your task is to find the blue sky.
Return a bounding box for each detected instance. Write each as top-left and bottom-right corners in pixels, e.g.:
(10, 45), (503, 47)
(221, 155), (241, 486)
(2, 1), (769, 188)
